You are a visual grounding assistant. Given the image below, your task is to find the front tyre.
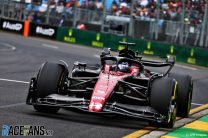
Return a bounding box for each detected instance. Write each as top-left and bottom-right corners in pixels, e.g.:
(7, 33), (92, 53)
(34, 62), (68, 113)
(150, 77), (177, 128)
(169, 73), (193, 117)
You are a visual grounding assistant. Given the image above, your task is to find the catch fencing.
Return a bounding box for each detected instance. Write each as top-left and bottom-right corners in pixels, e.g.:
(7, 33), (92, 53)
(0, 1), (208, 67)
(1, 1), (208, 47)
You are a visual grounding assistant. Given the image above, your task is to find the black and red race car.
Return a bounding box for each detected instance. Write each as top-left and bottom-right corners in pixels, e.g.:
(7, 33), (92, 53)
(26, 42), (193, 128)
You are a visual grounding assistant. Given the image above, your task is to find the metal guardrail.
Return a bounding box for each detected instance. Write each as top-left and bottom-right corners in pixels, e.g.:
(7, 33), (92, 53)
(75, 8), (103, 25)
(1, 1), (26, 21)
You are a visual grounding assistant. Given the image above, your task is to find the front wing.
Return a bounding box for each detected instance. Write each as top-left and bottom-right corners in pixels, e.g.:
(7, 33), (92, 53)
(26, 92), (167, 124)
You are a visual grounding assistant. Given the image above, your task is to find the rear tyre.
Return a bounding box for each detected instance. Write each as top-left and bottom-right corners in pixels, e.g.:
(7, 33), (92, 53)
(150, 77), (177, 128)
(169, 73), (193, 117)
(33, 62), (67, 113)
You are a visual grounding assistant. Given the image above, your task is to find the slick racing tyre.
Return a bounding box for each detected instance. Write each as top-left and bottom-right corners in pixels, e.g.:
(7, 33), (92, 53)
(34, 62), (67, 113)
(150, 77), (177, 128)
(168, 73), (193, 117)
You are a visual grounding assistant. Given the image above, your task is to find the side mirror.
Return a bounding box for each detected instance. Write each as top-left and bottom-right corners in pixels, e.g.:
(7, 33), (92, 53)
(101, 48), (111, 57)
(167, 56), (175, 64)
(74, 61), (87, 69)
(135, 51), (143, 60)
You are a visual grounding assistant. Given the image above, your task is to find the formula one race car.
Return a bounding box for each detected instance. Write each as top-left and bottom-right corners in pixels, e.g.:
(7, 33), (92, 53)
(26, 42), (193, 128)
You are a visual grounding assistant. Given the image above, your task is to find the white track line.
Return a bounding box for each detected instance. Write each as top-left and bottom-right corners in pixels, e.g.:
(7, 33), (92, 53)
(0, 102), (25, 109)
(3, 43), (16, 50)
(0, 78), (28, 109)
(0, 42), (16, 51)
(42, 44), (58, 49)
(191, 102), (204, 106)
(0, 78), (29, 84)
(175, 64), (197, 71)
(94, 54), (100, 58)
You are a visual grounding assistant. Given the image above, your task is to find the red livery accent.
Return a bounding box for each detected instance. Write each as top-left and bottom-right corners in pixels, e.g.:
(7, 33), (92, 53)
(88, 65), (139, 112)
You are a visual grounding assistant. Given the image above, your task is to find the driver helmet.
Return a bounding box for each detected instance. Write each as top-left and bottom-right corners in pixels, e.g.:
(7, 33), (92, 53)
(118, 62), (130, 72)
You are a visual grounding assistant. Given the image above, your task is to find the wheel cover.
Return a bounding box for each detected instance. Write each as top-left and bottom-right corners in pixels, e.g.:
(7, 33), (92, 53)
(187, 81), (193, 114)
(187, 91), (191, 114)
(168, 104), (176, 123)
(168, 82), (177, 123)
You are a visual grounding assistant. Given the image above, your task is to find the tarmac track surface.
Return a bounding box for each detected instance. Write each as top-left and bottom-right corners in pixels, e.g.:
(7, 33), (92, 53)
(0, 32), (208, 138)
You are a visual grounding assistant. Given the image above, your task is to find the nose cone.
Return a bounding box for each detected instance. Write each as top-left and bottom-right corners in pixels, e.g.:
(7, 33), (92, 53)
(88, 102), (103, 112)
(88, 95), (105, 112)
(88, 65), (129, 112)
